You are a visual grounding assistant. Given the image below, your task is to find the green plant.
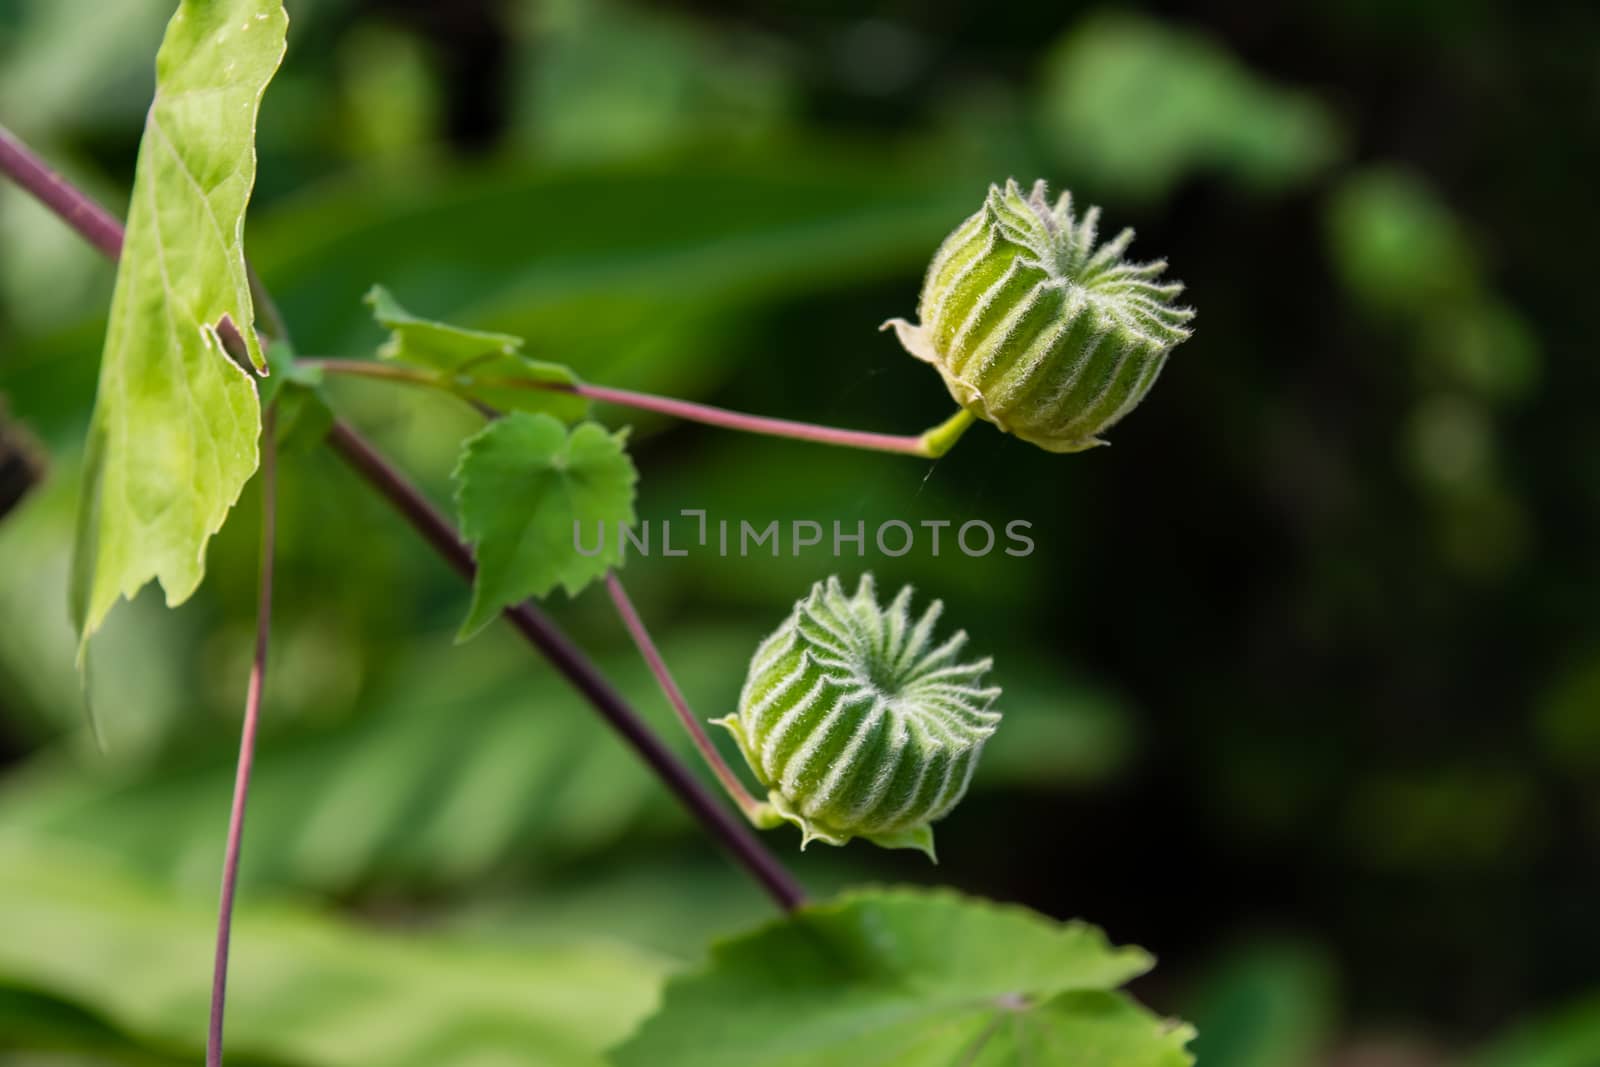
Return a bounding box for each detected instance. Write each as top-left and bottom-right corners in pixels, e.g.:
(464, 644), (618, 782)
(0, 1), (1196, 1063)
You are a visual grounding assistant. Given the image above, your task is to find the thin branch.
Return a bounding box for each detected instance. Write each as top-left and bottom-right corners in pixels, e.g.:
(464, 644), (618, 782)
(1, 122), (808, 913)
(604, 572), (765, 817)
(574, 381), (943, 456)
(300, 357), (974, 458)
(0, 125), (123, 260)
(325, 421), (807, 911)
(1, 123), (285, 351)
(207, 405), (277, 1067)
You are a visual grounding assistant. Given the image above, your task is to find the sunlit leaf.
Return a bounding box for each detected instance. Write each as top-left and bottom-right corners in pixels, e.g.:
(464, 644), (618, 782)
(454, 412), (636, 637)
(71, 0), (286, 650)
(613, 887), (1194, 1067)
(366, 284), (588, 421)
(0, 841), (669, 1067)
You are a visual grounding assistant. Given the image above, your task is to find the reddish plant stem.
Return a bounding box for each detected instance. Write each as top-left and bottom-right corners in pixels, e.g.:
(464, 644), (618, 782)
(299, 358), (942, 456)
(575, 382), (933, 455)
(604, 572), (764, 816)
(0, 125), (123, 259)
(207, 406), (277, 1067)
(325, 422), (807, 911)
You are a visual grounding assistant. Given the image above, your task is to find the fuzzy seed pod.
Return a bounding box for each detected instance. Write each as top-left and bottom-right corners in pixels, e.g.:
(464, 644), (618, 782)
(885, 179), (1194, 453)
(714, 575), (1001, 859)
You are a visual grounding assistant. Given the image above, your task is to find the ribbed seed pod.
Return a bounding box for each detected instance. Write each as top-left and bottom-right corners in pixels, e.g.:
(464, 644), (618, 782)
(713, 575), (1001, 860)
(885, 178), (1194, 453)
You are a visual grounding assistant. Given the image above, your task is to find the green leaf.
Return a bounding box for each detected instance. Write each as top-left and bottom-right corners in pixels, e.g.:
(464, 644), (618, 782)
(261, 341), (333, 455)
(613, 887), (1195, 1067)
(454, 412), (636, 637)
(0, 841), (669, 1067)
(963, 993), (1195, 1067)
(365, 284), (588, 421)
(71, 0), (287, 650)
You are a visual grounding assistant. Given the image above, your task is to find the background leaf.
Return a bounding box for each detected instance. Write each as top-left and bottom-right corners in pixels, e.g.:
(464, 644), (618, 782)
(1472, 993), (1600, 1067)
(71, 0), (286, 646)
(0, 840), (670, 1067)
(1183, 941), (1335, 1067)
(454, 413), (637, 636)
(1037, 13), (1341, 201)
(244, 152), (982, 403)
(613, 887), (1193, 1067)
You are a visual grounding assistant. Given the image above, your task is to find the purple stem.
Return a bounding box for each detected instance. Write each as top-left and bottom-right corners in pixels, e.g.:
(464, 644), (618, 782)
(575, 382), (931, 455)
(207, 406), (277, 1067)
(0, 125), (123, 259)
(604, 572), (764, 815)
(297, 359), (938, 456)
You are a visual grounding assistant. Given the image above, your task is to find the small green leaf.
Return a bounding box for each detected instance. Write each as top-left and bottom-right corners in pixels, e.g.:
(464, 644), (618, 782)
(260, 342), (333, 455)
(365, 284), (589, 421)
(612, 887), (1195, 1067)
(71, 0), (287, 651)
(454, 412), (636, 638)
(273, 385), (335, 456)
(261, 338), (324, 396)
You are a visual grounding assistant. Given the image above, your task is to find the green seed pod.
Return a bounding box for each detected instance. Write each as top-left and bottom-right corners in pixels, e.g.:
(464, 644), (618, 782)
(713, 575), (1000, 860)
(885, 179), (1194, 453)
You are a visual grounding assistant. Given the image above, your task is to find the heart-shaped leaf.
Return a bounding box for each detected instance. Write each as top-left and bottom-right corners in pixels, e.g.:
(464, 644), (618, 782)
(454, 412), (636, 637)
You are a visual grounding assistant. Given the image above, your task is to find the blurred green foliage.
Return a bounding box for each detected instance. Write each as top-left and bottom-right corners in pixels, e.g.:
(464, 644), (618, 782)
(0, 840), (668, 1066)
(1185, 942), (1335, 1067)
(1, 0), (1596, 1063)
(1038, 15), (1343, 201)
